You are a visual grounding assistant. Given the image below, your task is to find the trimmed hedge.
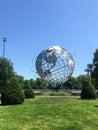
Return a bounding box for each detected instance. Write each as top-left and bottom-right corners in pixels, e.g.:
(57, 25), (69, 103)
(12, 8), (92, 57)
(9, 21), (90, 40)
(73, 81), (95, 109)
(81, 85), (96, 99)
(24, 89), (35, 99)
(81, 76), (96, 99)
(1, 78), (25, 105)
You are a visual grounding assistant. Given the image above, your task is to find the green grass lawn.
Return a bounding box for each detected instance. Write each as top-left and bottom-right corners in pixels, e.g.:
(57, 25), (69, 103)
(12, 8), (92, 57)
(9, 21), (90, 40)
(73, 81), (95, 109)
(41, 91), (72, 96)
(0, 97), (98, 130)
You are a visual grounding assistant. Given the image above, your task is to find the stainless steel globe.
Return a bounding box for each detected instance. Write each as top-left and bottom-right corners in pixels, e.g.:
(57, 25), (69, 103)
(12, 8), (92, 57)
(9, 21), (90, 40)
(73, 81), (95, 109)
(35, 46), (74, 87)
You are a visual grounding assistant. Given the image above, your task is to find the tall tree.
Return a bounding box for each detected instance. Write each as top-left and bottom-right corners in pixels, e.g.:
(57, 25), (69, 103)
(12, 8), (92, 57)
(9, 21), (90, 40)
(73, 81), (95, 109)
(0, 58), (15, 92)
(93, 49), (98, 89)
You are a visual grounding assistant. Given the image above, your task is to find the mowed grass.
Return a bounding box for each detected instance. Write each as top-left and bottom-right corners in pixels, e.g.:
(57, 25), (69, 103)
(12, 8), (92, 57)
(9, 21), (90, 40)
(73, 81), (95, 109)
(0, 97), (98, 130)
(41, 91), (72, 96)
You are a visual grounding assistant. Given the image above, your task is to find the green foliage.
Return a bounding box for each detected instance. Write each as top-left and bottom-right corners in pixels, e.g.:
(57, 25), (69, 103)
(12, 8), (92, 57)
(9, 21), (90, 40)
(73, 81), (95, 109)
(63, 77), (75, 89)
(93, 49), (98, 89)
(81, 75), (96, 99)
(63, 76), (81, 89)
(24, 80), (35, 98)
(23, 80), (31, 89)
(0, 58), (15, 92)
(30, 78), (35, 88)
(1, 78), (25, 105)
(34, 78), (48, 89)
(14, 74), (24, 88)
(24, 89), (35, 99)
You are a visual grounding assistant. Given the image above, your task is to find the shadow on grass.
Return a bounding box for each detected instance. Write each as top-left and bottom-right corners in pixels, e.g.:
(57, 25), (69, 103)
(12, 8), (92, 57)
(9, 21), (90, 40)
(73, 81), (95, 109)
(0, 100), (23, 107)
(94, 105), (98, 107)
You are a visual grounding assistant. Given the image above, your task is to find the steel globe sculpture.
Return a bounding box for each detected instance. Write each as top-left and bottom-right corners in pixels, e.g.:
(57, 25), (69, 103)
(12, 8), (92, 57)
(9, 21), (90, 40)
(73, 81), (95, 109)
(35, 46), (74, 88)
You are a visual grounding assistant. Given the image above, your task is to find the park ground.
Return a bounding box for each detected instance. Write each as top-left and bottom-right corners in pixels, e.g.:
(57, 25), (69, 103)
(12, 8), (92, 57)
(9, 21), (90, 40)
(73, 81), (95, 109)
(0, 95), (98, 130)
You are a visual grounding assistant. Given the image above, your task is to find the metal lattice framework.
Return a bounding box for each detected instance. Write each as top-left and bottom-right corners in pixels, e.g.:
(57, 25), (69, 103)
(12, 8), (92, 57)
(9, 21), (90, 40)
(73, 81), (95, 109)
(36, 46), (74, 87)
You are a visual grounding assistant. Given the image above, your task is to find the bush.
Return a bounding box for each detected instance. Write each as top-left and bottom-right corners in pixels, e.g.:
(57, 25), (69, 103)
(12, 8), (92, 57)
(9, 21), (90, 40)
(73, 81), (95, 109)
(81, 85), (96, 99)
(0, 58), (15, 93)
(81, 75), (96, 99)
(1, 78), (25, 105)
(24, 89), (35, 99)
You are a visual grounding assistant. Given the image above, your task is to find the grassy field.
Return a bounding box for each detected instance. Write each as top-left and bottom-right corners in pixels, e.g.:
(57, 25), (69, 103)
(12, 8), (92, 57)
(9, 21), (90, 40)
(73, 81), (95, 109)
(0, 96), (98, 130)
(41, 91), (72, 96)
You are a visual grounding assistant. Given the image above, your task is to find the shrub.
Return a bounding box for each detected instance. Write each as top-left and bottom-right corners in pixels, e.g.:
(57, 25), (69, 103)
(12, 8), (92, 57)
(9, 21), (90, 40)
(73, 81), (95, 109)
(24, 89), (35, 98)
(1, 78), (25, 105)
(81, 75), (96, 99)
(81, 85), (96, 99)
(0, 58), (15, 92)
(24, 88), (35, 99)
(23, 79), (35, 99)
(23, 80), (31, 89)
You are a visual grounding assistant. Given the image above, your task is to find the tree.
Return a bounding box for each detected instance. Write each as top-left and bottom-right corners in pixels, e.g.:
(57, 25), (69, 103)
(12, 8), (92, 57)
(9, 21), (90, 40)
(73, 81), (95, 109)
(63, 77), (81, 89)
(23, 80), (31, 89)
(35, 78), (48, 89)
(29, 79), (35, 88)
(93, 49), (98, 89)
(24, 80), (35, 99)
(1, 78), (25, 105)
(0, 58), (15, 92)
(78, 75), (89, 88)
(81, 75), (96, 99)
(14, 74), (24, 89)
(73, 77), (82, 89)
(24, 89), (35, 99)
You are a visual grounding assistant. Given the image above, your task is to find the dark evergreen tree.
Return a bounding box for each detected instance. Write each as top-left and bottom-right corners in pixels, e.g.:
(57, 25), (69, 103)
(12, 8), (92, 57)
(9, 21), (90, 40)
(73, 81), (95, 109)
(24, 80), (35, 99)
(81, 75), (96, 99)
(0, 58), (14, 92)
(14, 74), (24, 89)
(24, 89), (35, 99)
(1, 78), (25, 105)
(93, 49), (98, 89)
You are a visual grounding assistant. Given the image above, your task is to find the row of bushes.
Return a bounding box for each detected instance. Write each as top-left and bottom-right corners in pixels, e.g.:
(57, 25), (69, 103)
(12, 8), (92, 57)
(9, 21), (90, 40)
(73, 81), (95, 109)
(1, 75), (97, 105)
(1, 78), (35, 105)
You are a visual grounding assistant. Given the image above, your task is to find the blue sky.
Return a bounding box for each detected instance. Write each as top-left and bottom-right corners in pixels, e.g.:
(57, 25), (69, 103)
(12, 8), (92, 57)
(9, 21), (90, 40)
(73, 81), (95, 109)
(0, 0), (98, 79)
